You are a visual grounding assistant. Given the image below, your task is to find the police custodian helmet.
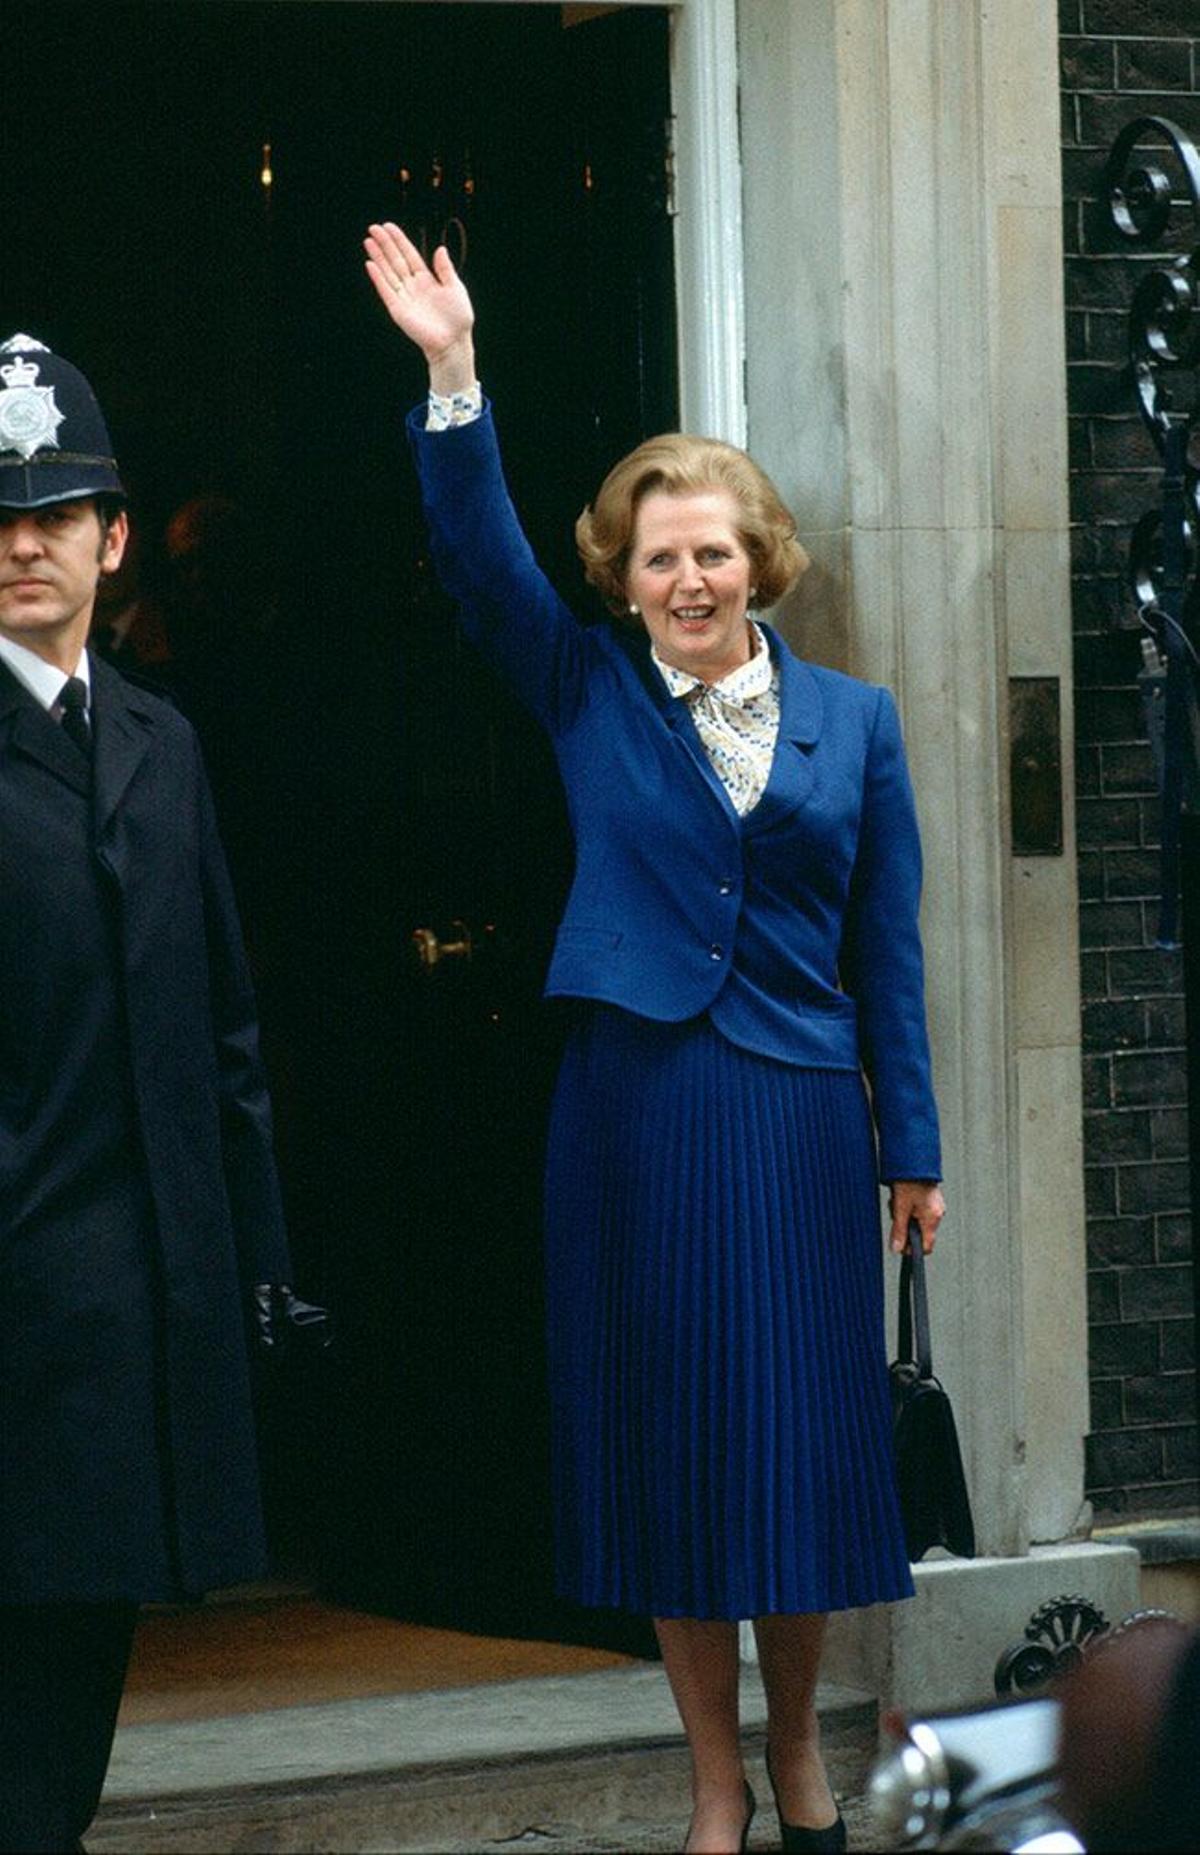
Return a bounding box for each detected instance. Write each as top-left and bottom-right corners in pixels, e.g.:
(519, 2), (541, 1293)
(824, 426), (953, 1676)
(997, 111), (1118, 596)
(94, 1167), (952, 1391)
(0, 332), (124, 508)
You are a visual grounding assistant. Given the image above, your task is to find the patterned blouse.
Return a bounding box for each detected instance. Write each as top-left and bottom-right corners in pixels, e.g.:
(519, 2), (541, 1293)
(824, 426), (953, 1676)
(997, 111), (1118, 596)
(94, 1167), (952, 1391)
(651, 624), (779, 815)
(426, 386), (781, 815)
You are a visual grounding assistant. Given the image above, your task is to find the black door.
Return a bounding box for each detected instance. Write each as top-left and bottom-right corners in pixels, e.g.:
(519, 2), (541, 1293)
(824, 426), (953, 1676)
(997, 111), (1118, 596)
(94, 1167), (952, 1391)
(4, 3), (676, 1650)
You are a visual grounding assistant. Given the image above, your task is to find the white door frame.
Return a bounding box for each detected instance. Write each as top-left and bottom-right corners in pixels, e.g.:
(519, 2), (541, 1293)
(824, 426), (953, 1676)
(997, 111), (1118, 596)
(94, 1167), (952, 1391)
(564, 0), (749, 441)
(667, 0), (746, 444)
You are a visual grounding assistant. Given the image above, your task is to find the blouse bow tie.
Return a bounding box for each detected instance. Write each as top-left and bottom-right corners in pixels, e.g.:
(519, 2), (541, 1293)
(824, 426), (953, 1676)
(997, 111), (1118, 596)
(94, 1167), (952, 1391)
(683, 659), (775, 715)
(688, 678), (757, 715)
(654, 625), (775, 710)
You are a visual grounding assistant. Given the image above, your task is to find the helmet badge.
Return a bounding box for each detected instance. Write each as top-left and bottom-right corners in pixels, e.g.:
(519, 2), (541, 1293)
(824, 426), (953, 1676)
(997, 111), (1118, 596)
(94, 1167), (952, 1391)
(0, 335), (65, 461)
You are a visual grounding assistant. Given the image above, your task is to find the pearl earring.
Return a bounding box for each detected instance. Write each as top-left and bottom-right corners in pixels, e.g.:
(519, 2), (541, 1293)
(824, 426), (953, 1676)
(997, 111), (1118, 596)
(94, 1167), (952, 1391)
(629, 603), (640, 616)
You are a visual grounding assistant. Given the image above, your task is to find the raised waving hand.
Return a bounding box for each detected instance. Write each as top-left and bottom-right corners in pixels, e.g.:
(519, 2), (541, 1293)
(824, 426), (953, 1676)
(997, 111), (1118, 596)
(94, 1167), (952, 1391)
(364, 221), (476, 394)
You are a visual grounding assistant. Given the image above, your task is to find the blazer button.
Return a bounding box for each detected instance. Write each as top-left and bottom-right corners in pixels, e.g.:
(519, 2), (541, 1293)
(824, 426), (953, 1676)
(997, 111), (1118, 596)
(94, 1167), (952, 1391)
(709, 944), (724, 961)
(718, 879), (734, 896)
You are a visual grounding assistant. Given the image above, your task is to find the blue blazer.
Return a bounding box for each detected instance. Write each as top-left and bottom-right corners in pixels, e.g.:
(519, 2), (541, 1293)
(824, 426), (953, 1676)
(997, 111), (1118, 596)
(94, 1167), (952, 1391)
(410, 405), (941, 1182)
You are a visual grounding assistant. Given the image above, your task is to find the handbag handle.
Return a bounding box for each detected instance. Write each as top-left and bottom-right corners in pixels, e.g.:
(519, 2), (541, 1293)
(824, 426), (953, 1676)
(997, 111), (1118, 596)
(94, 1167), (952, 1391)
(898, 1216), (934, 1379)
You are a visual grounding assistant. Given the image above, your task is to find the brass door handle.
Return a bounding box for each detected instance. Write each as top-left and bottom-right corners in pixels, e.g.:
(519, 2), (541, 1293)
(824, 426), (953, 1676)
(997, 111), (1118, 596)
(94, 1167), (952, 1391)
(410, 921), (473, 973)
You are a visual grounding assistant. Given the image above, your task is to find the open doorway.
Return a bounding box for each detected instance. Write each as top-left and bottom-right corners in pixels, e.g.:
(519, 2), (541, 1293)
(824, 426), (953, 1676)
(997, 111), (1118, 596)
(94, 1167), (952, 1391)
(5, 2), (677, 1674)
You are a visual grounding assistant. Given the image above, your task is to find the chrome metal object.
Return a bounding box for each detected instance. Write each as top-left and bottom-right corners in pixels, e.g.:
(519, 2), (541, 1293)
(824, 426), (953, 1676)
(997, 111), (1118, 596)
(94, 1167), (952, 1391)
(868, 1696), (1082, 1852)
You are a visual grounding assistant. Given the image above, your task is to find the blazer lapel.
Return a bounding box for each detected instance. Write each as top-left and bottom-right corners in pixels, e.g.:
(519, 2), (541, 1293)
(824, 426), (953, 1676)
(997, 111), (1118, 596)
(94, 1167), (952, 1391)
(89, 652), (157, 834)
(743, 626), (824, 833)
(623, 630), (745, 826)
(621, 624), (826, 831)
(0, 658), (91, 799)
(771, 628), (824, 750)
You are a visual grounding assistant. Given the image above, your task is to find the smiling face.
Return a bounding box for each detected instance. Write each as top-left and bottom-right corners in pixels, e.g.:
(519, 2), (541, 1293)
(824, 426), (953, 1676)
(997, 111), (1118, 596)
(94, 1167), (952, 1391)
(625, 488), (754, 685)
(0, 497), (127, 669)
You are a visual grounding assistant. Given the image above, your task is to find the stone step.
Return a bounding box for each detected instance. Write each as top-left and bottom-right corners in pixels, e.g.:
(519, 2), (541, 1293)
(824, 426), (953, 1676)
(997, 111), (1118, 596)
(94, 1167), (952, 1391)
(90, 1665), (878, 1854)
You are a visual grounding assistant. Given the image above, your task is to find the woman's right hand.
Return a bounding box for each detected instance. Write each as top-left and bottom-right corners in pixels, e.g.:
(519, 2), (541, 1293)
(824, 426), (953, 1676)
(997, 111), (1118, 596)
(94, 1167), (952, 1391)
(364, 221), (476, 392)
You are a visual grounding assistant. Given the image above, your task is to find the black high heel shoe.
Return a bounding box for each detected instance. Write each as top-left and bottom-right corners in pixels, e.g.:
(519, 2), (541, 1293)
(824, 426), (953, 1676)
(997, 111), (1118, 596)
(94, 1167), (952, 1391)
(764, 1750), (847, 1852)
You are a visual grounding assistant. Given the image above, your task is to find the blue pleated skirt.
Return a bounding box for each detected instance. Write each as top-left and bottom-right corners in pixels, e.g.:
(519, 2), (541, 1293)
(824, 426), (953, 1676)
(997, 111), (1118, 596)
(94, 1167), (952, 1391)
(543, 1006), (915, 1621)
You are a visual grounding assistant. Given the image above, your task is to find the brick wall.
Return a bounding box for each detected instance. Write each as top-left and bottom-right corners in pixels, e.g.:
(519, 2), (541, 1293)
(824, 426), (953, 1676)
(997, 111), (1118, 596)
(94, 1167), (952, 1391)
(1061, 0), (1197, 1515)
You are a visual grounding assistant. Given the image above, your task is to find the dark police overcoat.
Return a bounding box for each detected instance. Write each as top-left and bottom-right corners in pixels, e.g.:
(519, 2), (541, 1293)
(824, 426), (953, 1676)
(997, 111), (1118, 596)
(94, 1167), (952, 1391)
(0, 652), (290, 1602)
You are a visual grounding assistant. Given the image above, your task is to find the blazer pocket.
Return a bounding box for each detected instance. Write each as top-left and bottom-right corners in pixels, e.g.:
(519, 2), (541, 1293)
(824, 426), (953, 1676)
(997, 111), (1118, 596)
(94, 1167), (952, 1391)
(794, 991), (858, 1019)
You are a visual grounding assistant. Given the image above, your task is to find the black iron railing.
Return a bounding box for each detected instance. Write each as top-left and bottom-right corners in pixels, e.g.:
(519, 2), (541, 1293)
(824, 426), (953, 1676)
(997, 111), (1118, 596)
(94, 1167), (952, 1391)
(1103, 113), (1200, 1450)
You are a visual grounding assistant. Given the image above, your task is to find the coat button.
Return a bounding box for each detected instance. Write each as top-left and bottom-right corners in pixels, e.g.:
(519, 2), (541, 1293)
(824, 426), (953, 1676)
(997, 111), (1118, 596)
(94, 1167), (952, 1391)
(709, 944), (724, 961)
(718, 879), (734, 896)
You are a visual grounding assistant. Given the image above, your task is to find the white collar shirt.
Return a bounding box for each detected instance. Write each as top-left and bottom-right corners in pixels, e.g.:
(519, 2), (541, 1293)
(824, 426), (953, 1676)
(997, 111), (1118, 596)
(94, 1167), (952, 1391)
(0, 635), (91, 717)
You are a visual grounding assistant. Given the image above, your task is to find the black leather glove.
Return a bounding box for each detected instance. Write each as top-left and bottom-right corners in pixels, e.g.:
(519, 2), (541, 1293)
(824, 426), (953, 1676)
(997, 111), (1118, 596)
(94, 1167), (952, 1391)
(251, 1283), (334, 1357)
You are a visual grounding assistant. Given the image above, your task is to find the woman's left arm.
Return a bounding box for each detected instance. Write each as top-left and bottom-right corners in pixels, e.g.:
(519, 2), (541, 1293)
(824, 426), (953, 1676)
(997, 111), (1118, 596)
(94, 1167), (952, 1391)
(839, 686), (944, 1232)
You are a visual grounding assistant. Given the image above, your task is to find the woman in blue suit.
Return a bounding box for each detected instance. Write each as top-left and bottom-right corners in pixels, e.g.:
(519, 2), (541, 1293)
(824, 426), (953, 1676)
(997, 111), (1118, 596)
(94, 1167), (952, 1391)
(366, 223), (944, 1855)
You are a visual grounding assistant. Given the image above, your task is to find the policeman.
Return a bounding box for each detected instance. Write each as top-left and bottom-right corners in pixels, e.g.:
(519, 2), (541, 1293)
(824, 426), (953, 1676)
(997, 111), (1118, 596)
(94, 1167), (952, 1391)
(0, 333), (317, 1852)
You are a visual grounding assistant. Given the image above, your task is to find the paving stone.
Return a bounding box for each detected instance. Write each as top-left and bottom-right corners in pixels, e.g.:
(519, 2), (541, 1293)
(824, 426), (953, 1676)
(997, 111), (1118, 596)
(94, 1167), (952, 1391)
(91, 1668), (880, 1854)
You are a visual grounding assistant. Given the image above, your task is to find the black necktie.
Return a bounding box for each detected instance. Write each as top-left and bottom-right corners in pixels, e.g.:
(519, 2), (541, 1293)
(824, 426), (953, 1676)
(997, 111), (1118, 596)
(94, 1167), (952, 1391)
(58, 676), (92, 758)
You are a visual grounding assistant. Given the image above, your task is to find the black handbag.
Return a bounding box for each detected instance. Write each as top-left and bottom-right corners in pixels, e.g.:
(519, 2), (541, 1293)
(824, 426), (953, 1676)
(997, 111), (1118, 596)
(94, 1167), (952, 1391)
(890, 1222), (976, 1560)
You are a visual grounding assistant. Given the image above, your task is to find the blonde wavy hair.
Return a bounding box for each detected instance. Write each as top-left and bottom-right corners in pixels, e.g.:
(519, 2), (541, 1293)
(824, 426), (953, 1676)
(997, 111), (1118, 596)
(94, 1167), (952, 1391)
(575, 432), (809, 620)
